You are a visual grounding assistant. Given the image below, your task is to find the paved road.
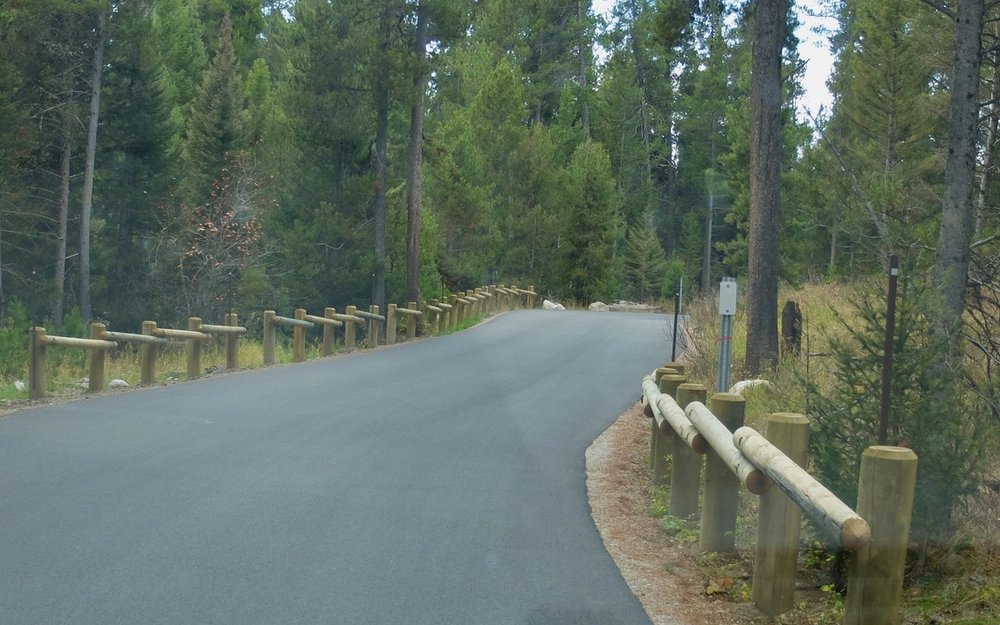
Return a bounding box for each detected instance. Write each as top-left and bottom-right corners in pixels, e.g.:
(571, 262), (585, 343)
(1, 310), (672, 625)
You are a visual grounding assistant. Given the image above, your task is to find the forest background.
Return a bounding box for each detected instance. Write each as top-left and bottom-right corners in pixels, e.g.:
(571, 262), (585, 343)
(0, 0), (997, 397)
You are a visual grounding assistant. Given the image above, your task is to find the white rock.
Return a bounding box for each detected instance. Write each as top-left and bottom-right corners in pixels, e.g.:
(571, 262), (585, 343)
(542, 299), (566, 311)
(729, 379), (774, 395)
(79, 377), (90, 388)
(14, 380), (25, 392)
(588, 301), (610, 312)
(108, 379), (129, 388)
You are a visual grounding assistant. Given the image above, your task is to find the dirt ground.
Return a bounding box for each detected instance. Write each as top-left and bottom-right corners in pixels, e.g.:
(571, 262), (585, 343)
(586, 403), (764, 625)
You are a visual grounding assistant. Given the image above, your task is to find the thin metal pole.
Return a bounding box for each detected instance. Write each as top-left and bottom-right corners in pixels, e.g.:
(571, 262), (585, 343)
(671, 279), (681, 361)
(879, 254), (899, 445)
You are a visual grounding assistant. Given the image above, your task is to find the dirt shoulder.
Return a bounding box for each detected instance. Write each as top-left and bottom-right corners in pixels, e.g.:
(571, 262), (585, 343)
(586, 403), (761, 625)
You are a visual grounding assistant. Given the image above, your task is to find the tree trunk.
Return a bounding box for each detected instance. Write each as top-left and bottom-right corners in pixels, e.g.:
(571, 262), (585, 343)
(80, 5), (107, 323)
(405, 1), (428, 304)
(55, 95), (73, 328)
(372, 3), (391, 314)
(745, 0), (788, 375)
(974, 21), (999, 239)
(577, 0), (590, 138)
(935, 0), (984, 354)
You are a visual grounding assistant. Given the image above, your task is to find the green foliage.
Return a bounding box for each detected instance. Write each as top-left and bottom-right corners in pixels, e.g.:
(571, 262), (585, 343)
(561, 141), (626, 304)
(624, 224), (668, 302)
(180, 13), (248, 206)
(807, 278), (988, 542)
(0, 300), (30, 379)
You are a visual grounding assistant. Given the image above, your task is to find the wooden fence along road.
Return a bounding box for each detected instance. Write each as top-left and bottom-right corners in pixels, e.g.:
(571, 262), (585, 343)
(642, 365), (917, 625)
(27, 284), (537, 400)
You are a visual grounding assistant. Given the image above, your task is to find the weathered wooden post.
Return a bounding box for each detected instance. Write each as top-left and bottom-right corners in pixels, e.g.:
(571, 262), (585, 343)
(141, 321), (158, 384)
(407, 302), (418, 341)
(752, 413), (810, 616)
(263, 310), (276, 365)
(368, 305), (380, 347)
(345, 305), (357, 351)
(844, 446), (918, 625)
(186, 317), (202, 379)
(293, 309), (307, 362)
(89, 322), (108, 391)
(321, 308), (336, 356)
(700, 393), (746, 553)
(386, 304), (398, 345)
(225, 313), (239, 370)
(671, 383), (707, 519)
(528, 285), (536, 308)
(29, 327), (47, 400)
(663, 362), (685, 376)
(653, 373), (686, 485)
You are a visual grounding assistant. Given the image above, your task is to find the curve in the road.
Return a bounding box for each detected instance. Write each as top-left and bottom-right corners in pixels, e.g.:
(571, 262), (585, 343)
(0, 309), (673, 625)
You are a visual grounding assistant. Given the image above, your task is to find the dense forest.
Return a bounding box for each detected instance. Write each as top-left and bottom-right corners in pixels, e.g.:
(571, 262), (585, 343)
(0, 0), (996, 371)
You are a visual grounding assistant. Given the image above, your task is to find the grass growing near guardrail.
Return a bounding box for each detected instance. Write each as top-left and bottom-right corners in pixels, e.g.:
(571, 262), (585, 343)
(671, 281), (1000, 625)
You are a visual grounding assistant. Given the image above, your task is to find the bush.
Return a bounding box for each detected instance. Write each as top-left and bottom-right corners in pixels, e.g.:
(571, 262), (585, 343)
(0, 299), (30, 379)
(806, 278), (988, 543)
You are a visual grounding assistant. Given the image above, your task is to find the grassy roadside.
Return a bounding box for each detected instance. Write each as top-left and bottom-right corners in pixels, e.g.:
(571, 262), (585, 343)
(663, 281), (1000, 625)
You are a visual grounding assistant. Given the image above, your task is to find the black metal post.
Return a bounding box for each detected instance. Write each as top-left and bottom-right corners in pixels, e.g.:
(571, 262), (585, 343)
(671, 282), (681, 361)
(879, 254), (899, 445)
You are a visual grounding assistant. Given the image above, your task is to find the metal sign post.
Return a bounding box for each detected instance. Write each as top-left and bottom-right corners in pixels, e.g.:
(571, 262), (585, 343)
(671, 277), (683, 361)
(717, 277), (737, 392)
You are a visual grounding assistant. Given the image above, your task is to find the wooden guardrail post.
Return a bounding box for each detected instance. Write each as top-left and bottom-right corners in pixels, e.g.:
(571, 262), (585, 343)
(528, 285), (536, 308)
(752, 413), (810, 616)
(186, 317), (202, 379)
(700, 392), (746, 553)
(407, 302), (418, 340)
(345, 305), (357, 351)
(653, 373), (686, 485)
(369, 305), (380, 347)
(29, 327), (46, 400)
(263, 310), (276, 365)
(141, 321), (158, 384)
(89, 322), (108, 391)
(671, 383), (706, 519)
(844, 446), (918, 625)
(225, 313), (239, 369)
(386, 304), (398, 345)
(454, 295), (464, 325)
(323, 308), (337, 355)
(293, 309), (307, 362)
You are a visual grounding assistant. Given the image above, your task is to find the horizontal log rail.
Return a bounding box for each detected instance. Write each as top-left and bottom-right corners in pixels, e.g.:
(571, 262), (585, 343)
(303, 314), (343, 327)
(199, 324), (247, 335)
(271, 315), (314, 329)
(352, 309), (386, 322)
(40, 333), (117, 350)
(153, 327), (210, 340)
(100, 330), (168, 345)
(687, 401), (771, 495)
(639, 367), (915, 625)
(23, 284), (533, 401)
(734, 426), (870, 551)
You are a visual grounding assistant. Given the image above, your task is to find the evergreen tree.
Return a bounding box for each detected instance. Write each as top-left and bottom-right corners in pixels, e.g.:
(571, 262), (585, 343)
(562, 141), (625, 303)
(181, 13), (248, 207)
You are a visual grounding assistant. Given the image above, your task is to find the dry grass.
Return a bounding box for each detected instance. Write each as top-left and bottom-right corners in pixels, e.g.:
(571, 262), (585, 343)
(672, 280), (1000, 625)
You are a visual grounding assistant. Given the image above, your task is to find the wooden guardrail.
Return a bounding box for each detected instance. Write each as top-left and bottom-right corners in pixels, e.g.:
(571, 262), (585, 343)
(641, 367), (916, 624)
(25, 283), (536, 399)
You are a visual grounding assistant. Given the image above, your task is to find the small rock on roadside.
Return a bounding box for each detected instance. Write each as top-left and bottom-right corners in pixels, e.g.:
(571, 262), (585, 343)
(589, 301), (610, 312)
(108, 379), (129, 389)
(14, 380), (26, 392)
(543, 299), (566, 310)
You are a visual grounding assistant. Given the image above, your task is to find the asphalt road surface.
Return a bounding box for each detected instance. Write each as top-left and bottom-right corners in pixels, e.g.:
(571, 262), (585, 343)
(1, 309), (673, 625)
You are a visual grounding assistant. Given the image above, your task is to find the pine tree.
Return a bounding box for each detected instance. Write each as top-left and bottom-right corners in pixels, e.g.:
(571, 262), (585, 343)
(562, 141), (625, 303)
(181, 13), (247, 207)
